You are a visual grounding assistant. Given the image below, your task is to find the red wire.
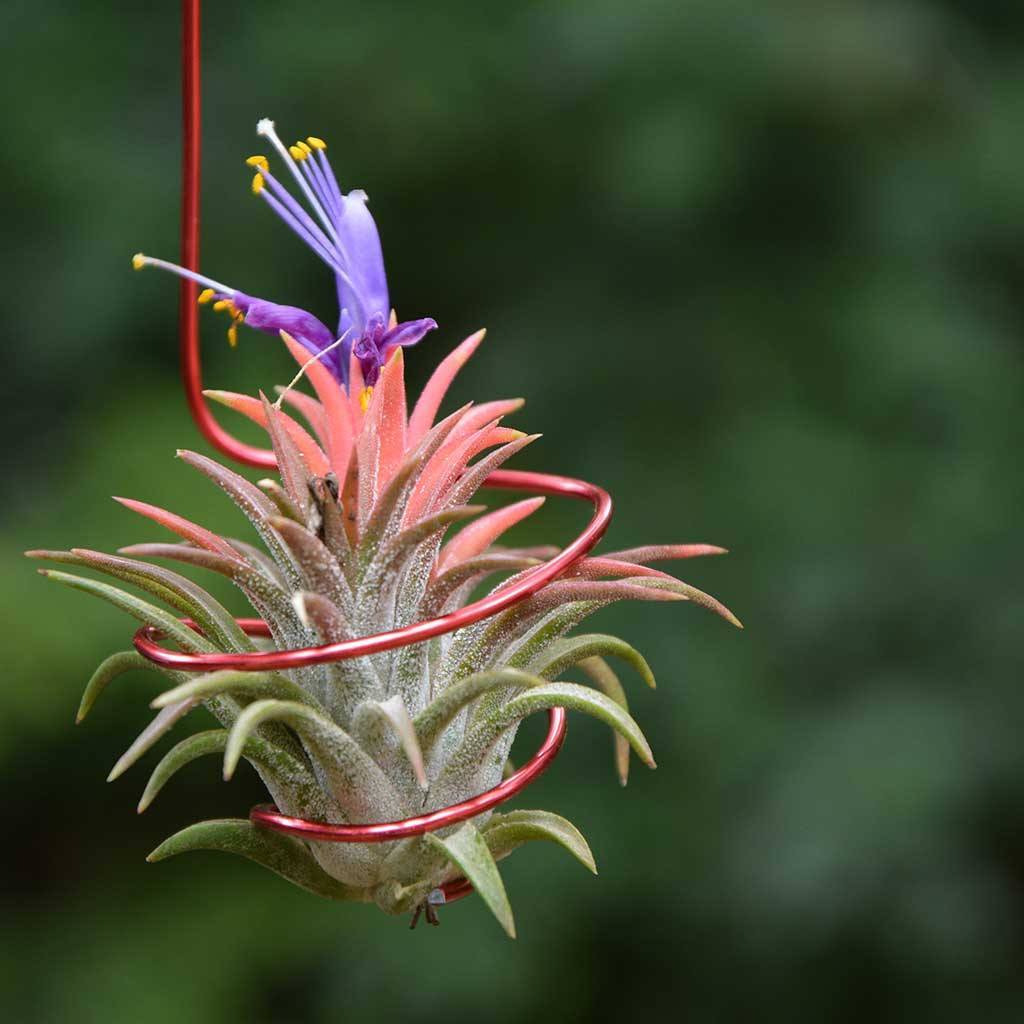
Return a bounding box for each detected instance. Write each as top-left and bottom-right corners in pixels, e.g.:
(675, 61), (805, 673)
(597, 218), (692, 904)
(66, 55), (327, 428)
(250, 706), (567, 842)
(180, 0), (275, 469)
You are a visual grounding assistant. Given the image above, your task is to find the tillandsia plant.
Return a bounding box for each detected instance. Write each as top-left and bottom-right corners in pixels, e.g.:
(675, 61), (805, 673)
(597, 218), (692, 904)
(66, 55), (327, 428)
(29, 119), (740, 937)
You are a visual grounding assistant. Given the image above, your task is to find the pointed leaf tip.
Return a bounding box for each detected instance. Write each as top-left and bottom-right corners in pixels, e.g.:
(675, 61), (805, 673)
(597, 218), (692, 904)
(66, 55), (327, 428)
(426, 823), (516, 938)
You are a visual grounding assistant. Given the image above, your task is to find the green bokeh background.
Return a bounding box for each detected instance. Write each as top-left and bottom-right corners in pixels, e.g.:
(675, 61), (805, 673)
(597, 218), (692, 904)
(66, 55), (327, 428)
(3, 1), (1023, 1020)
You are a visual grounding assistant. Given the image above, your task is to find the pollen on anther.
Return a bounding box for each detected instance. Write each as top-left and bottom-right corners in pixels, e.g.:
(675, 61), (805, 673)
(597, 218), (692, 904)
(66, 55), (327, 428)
(307, 136), (326, 150)
(131, 253), (146, 271)
(246, 155), (268, 169)
(288, 144), (307, 161)
(213, 299), (232, 313)
(360, 386), (374, 413)
(227, 323), (239, 348)
(251, 173), (265, 195)
(297, 141), (312, 157)
(197, 288), (215, 305)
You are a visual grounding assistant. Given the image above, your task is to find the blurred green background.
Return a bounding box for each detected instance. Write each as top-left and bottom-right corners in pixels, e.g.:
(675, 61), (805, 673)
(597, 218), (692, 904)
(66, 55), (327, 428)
(3, 1), (1023, 1020)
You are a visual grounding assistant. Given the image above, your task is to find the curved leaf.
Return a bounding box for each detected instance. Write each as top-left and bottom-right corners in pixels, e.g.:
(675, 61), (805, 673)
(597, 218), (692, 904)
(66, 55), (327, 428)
(37, 570), (215, 654)
(150, 670), (323, 714)
(578, 657), (631, 786)
(414, 669), (547, 755)
(481, 809), (597, 874)
(107, 699), (197, 781)
(225, 700), (403, 821)
(74, 650), (162, 724)
(147, 819), (369, 901)
(138, 729), (314, 812)
(424, 822), (515, 938)
(527, 633), (656, 690)
(30, 547), (251, 653)
(446, 681), (656, 787)
(351, 695), (427, 790)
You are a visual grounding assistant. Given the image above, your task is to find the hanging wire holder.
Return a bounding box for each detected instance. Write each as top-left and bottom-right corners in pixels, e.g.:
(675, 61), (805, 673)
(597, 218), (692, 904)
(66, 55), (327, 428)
(136, 0), (619, 905)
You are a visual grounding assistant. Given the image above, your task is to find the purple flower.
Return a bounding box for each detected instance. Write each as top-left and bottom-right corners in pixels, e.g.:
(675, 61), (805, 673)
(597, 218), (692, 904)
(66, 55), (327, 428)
(132, 118), (437, 390)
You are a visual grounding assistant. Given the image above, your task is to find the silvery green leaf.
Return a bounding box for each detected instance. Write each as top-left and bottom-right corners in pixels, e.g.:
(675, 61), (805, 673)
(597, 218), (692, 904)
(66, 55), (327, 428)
(578, 656), (632, 786)
(137, 728), (316, 812)
(443, 681), (656, 793)
(527, 633), (656, 689)
(37, 570), (216, 654)
(224, 700), (404, 822)
(150, 670), (324, 714)
(352, 695), (427, 790)
(74, 650), (167, 724)
(481, 809), (597, 874)
(425, 822), (516, 938)
(106, 699), (197, 781)
(147, 819), (368, 902)
(27, 548), (251, 653)
(414, 669), (546, 756)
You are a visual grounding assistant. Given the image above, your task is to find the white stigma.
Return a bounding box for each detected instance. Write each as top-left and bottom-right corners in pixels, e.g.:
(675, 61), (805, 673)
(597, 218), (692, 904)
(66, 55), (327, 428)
(256, 117), (276, 137)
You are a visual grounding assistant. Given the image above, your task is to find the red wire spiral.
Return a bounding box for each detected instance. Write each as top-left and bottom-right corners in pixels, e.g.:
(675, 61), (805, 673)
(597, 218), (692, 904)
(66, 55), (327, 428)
(147, 0), (617, 905)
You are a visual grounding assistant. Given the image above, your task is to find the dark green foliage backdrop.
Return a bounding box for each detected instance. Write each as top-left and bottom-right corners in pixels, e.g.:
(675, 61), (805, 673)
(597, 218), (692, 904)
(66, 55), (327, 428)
(3, 1), (1023, 1020)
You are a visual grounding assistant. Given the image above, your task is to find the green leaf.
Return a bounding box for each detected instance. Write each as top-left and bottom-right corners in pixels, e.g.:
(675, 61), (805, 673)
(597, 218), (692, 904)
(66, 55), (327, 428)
(414, 669), (547, 755)
(138, 729), (314, 812)
(425, 822), (516, 938)
(147, 819), (369, 901)
(150, 670), (323, 714)
(75, 650), (165, 724)
(528, 633), (656, 689)
(446, 681), (656, 787)
(482, 809), (597, 874)
(578, 656), (632, 786)
(37, 570), (216, 654)
(40, 548), (252, 653)
(351, 695), (427, 789)
(225, 700), (404, 821)
(107, 699), (198, 781)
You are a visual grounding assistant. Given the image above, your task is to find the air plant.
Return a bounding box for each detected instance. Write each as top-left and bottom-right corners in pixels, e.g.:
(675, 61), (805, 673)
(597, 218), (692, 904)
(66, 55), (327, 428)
(29, 119), (739, 937)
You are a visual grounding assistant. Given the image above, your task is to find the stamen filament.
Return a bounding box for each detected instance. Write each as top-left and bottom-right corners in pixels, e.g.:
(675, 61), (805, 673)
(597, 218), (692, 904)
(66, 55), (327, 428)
(256, 166), (339, 268)
(315, 149), (347, 235)
(257, 118), (343, 252)
(132, 254), (234, 295)
(257, 187), (354, 290)
(301, 156), (341, 224)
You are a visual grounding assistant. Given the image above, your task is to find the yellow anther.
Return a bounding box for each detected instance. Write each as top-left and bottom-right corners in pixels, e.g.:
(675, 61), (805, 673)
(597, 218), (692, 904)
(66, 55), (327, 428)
(197, 288), (215, 305)
(131, 253), (146, 270)
(297, 141), (312, 156)
(245, 155), (269, 169)
(213, 299), (232, 313)
(359, 387), (374, 413)
(288, 144), (307, 161)
(227, 322), (239, 348)
(307, 136), (326, 150)
(251, 172), (265, 195)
